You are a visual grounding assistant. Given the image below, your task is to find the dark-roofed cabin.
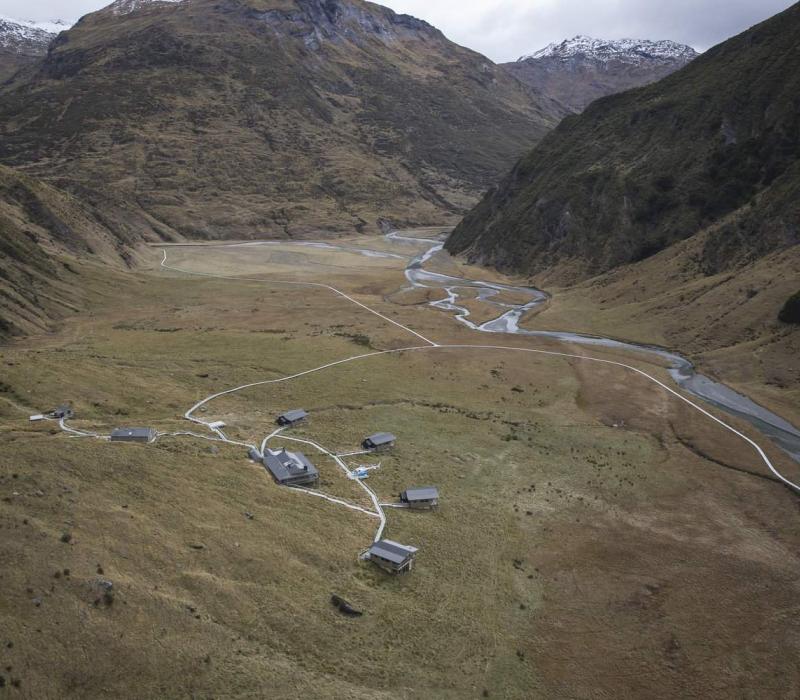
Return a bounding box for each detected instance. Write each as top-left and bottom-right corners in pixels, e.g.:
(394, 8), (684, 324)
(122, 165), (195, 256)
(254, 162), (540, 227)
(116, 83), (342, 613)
(51, 405), (74, 420)
(400, 486), (439, 510)
(263, 448), (319, 486)
(276, 409), (308, 427)
(367, 539), (418, 574)
(110, 427), (157, 443)
(362, 432), (396, 451)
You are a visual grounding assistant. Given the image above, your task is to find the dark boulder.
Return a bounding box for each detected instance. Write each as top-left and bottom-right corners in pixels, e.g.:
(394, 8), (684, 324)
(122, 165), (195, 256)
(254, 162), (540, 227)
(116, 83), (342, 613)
(331, 594), (363, 617)
(778, 291), (800, 324)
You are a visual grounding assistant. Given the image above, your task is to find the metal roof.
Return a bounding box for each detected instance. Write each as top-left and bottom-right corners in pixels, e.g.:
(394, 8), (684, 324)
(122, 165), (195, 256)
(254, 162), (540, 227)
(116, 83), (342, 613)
(365, 432), (396, 445)
(279, 409), (307, 422)
(368, 539), (418, 565)
(110, 427), (155, 439)
(402, 486), (439, 502)
(263, 448), (318, 482)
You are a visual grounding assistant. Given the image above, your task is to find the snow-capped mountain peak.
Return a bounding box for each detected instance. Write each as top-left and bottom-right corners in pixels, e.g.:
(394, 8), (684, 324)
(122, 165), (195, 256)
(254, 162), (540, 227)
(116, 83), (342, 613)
(0, 15), (70, 35)
(519, 35), (697, 64)
(0, 15), (71, 52)
(22, 18), (71, 34)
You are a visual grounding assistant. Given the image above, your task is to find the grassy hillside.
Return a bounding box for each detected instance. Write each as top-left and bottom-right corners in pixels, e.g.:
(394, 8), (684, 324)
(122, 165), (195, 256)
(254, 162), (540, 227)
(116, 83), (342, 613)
(0, 0), (560, 242)
(447, 2), (800, 283)
(0, 164), (155, 338)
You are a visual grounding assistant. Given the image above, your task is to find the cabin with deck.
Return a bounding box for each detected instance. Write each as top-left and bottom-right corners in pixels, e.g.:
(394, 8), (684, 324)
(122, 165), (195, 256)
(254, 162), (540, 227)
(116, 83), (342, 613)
(276, 409), (308, 427)
(263, 448), (319, 486)
(367, 539), (418, 574)
(400, 486), (440, 510)
(362, 432), (396, 451)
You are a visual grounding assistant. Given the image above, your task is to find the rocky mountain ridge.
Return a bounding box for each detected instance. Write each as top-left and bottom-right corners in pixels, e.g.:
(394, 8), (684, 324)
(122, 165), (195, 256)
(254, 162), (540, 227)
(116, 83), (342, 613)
(0, 16), (70, 41)
(520, 35), (697, 64)
(504, 34), (697, 112)
(0, 16), (70, 81)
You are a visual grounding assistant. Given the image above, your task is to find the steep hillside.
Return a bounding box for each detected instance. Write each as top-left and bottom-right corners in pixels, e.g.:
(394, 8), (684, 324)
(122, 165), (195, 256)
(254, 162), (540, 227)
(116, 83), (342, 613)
(0, 0), (560, 241)
(447, 3), (800, 284)
(0, 164), (145, 338)
(0, 17), (68, 82)
(503, 36), (697, 112)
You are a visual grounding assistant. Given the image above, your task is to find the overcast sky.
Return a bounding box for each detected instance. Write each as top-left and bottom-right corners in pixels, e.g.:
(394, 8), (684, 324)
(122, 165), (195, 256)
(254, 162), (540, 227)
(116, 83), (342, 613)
(1, 0), (794, 62)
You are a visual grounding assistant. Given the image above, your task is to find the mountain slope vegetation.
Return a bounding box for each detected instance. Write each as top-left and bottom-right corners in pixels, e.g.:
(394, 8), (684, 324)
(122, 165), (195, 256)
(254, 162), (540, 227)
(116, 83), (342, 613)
(447, 3), (800, 283)
(0, 0), (560, 241)
(0, 164), (146, 338)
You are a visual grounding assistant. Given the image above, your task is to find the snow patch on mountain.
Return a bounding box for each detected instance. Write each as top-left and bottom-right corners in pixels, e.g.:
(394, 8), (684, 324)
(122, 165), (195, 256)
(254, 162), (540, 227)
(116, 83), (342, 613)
(520, 35), (697, 64)
(108, 0), (186, 16)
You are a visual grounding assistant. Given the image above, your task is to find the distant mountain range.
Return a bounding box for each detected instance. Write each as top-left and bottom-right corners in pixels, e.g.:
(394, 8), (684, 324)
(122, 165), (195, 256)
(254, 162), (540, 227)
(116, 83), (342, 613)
(447, 4), (800, 359)
(0, 16), (70, 81)
(503, 35), (698, 112)
(521, 35), (697, 63)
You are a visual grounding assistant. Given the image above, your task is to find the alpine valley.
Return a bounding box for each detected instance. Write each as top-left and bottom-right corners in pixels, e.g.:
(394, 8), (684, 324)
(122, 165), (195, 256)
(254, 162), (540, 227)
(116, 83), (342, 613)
(1, 2), (799, 699)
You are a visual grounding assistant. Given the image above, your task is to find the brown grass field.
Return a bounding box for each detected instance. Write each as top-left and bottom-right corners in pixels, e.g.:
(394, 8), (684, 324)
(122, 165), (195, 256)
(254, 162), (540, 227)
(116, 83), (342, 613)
(1, 236), (799, 698)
